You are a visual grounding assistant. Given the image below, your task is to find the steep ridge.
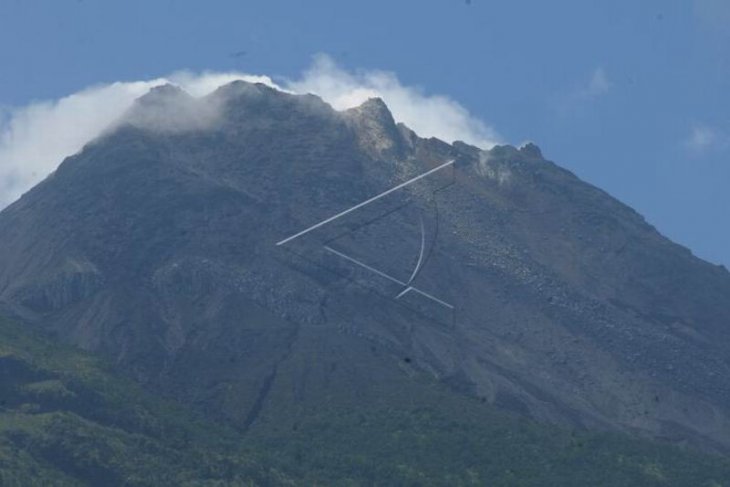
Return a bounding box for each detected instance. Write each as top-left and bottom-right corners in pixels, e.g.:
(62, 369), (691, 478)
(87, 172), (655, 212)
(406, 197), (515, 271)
(1, 81), (730, 456)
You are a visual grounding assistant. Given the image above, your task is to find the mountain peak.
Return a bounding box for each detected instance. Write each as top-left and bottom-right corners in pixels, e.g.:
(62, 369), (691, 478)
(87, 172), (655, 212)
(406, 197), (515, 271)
(209, 79), (280, 100)
(344, 97), (404, 159)
(352, 97), (392, 118)
(121, 83), (218, 133)
(147, 82), (188, 97)
(132, 83), (193, 108)
(519, 142), (544, 159)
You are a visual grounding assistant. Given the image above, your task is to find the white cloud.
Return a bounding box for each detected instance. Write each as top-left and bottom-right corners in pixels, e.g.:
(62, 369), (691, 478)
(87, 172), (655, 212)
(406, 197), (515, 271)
(0, 56), (499, 209)
(288, 55), (499, 148)
(584, 67), (611, 98)
(570, 67), (611, 102)
(0, 80), (164, 207)
(553, 67), (611, 117)
(694, 0), (730, 35)
(685, 124), (728, 154)
(168, 71), (280, 97)
(687, 126), (716, 151)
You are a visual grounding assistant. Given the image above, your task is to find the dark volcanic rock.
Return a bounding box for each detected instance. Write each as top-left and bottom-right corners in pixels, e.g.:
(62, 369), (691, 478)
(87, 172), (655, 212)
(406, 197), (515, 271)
(2, 81), (730, 452)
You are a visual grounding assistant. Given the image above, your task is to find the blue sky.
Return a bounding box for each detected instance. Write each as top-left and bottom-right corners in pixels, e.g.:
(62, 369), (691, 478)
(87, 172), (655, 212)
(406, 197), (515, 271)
(1, 0), (728, 267)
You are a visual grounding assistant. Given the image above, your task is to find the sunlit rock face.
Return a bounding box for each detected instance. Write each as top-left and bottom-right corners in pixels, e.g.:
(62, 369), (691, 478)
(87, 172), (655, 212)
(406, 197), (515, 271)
(2, 81), (730, 452)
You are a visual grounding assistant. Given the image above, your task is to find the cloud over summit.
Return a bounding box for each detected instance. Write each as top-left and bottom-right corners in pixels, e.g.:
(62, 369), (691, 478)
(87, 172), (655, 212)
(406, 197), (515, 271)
(0, 56), (499, 209)
(289, 55), (499, 148)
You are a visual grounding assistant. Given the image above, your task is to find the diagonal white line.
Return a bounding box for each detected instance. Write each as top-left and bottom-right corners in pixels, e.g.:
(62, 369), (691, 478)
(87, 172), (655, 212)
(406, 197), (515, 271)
(323, 245), (405, 286)
(276, 160), (454, 246)
(395, 286), (413, 299)
(408, 287), (455, 310)
(323, 245), (454, 310)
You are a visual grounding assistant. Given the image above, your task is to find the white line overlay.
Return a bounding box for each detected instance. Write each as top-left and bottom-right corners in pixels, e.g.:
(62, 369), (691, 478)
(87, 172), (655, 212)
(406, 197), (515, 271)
(277, 159), (455, 313)
(323, 245), (454, 310)
(276, 160), (454, 246)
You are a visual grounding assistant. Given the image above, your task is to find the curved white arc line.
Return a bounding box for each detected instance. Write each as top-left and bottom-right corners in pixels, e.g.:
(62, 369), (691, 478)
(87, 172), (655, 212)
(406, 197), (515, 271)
(404, 214), (427, 287)
(325, 245), (453, 309)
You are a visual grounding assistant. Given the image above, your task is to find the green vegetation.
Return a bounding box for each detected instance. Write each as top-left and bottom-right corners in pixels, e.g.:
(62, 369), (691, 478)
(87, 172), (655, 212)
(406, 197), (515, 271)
(0, 317), (293, 486)
(2, 315), (730, 486)
(254, 399), (730, 486)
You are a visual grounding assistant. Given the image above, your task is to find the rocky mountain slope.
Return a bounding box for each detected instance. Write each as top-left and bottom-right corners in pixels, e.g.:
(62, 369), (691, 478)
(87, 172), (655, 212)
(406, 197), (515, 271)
(0, 315), (294, 486)
(3, 314), (730, 486)
(1, 80), (730, 458)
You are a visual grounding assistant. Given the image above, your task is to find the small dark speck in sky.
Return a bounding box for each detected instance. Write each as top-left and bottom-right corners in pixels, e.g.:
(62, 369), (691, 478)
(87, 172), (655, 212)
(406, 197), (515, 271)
(465, 0), (472, 5)
(656, 13), (664, 21)
(230, 50), (247, 58)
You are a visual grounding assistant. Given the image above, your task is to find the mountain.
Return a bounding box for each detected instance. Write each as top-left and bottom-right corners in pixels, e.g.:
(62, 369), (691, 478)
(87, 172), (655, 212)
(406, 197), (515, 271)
(1, 80), (730, 481)
(3, 314), (730, 486)
(0, 314), (294, 486)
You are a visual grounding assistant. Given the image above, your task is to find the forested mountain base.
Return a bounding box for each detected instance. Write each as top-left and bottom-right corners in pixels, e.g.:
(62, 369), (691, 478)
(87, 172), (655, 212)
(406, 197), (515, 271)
(1, 316), (729, 486)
